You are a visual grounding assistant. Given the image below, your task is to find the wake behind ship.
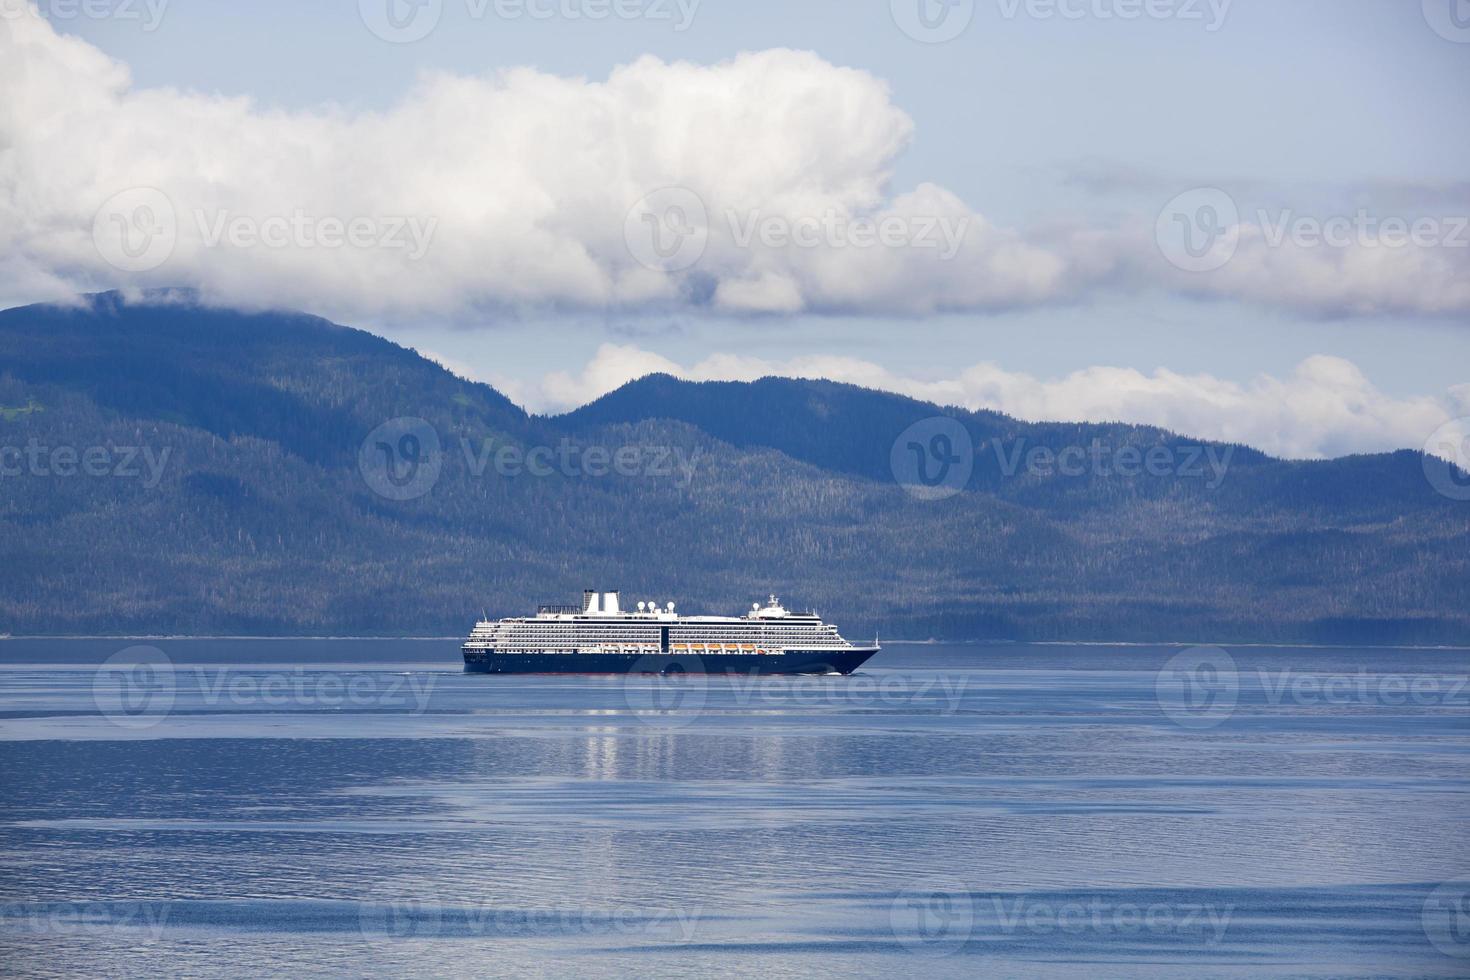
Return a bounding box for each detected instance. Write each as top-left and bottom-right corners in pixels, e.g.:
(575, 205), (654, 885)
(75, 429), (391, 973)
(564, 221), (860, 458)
(462, 591), (879, 675)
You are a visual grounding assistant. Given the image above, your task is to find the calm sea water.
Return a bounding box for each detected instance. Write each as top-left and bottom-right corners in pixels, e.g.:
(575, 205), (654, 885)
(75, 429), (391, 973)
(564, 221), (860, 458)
(0, 640), (1467, 978)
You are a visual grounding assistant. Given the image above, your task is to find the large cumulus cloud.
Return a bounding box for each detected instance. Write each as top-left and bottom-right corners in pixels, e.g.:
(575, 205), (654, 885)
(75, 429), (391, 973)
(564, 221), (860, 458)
(2, 4), (1467, 321)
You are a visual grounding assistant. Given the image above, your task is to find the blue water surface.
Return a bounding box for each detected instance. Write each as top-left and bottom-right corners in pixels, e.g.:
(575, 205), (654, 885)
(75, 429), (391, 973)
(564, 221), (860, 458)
(0, 640), (1467, 978)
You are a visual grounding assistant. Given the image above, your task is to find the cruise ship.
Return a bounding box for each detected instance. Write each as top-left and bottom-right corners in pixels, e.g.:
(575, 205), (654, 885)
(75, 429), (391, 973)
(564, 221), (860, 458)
(462, 591), (879, 675)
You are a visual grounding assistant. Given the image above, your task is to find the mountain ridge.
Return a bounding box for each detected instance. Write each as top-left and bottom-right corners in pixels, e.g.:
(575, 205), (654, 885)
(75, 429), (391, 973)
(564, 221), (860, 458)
(1, 292), (1466, 643)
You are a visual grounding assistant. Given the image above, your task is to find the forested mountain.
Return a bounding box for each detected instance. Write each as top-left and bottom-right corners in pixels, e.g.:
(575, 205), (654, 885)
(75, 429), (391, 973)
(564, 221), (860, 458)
(1, 292), (1466, 643)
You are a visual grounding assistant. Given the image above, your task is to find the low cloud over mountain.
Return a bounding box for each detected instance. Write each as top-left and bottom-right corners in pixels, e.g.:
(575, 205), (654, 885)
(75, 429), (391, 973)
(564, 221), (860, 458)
(493, 344), (1464, 461)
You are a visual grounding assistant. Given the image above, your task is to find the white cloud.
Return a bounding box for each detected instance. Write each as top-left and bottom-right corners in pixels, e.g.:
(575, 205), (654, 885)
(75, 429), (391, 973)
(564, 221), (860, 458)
(3, 4), (1467, 321)
(518, 345), (1461, 461)
(1161, 223), (1470, 318)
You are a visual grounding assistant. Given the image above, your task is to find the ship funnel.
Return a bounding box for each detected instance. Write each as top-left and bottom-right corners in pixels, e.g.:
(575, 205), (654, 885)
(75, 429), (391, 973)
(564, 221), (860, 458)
(583, 590), (599, 614)
(603, 591), (620, 615)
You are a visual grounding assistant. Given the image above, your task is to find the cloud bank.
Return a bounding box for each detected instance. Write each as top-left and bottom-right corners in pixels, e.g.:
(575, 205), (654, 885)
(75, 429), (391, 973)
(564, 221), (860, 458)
(501, 345), (1465, 461)
(3, 4), (1467, 320)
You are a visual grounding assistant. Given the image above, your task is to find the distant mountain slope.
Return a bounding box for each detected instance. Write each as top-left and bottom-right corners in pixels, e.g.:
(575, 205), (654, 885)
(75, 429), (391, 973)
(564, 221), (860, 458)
(561, 373), (1441, 521)
(2, 291), (538, 466)
(0, 292), (1466, 643)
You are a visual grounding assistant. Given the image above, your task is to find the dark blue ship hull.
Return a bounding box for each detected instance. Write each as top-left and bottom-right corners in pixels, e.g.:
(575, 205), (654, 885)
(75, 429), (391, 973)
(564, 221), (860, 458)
(462, 647), (879, 675)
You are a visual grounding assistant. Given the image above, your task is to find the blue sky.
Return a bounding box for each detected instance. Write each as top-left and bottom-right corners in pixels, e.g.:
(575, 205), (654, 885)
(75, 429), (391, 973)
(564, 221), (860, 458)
(7, 0), (1469, 454)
